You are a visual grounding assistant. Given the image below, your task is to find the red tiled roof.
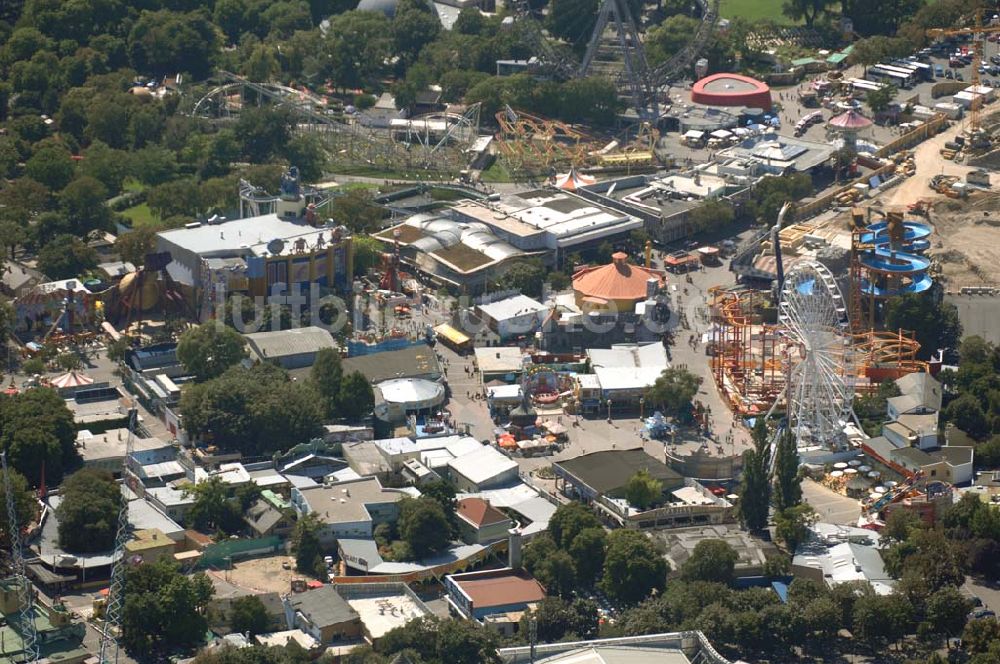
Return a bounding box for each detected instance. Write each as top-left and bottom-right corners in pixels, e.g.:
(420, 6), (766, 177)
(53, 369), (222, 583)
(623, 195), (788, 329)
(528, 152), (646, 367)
(457, 497), (510, 528)
(453, 570), (547, 608)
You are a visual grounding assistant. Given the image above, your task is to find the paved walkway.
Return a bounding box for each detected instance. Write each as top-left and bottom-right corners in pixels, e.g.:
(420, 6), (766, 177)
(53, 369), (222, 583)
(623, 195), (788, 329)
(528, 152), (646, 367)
(801, 478), (862, 525)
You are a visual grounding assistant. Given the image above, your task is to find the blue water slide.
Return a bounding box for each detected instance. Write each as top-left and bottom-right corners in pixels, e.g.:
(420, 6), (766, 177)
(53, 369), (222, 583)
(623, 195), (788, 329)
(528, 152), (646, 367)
(858, 220), (934, 298)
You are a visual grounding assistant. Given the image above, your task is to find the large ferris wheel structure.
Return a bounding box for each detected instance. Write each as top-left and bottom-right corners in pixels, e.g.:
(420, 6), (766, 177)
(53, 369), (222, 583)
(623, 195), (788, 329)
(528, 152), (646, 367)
(776, 260), (858, 452)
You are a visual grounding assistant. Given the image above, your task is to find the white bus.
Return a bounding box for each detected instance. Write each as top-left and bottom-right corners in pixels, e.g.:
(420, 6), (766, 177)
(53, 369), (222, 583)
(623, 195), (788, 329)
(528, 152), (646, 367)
(869, 66), (914, 88)
(897, 59), (933, 80)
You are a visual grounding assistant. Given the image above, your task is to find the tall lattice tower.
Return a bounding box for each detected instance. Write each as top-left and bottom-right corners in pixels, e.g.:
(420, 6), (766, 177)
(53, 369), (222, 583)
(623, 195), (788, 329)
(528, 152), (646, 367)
(2, 451), (38, 664)
(578, 0), (658, 120)
(98, 409), (137, 664)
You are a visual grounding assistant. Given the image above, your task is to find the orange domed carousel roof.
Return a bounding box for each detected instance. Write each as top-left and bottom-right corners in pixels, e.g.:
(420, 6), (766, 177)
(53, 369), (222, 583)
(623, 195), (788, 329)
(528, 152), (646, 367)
(572, 252), (664, 302)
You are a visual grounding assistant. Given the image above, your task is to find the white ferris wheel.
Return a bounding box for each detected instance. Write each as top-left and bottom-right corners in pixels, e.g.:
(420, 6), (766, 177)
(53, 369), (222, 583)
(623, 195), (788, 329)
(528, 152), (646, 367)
(778, 260), (857, 450)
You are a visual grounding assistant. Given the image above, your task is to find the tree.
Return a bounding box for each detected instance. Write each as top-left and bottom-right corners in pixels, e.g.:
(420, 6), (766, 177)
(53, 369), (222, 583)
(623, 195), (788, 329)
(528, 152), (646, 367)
(56, 352), (82, 372)
(0, 387), (77, 485)
(292, 512), (325, 577)
(854, 379), (900, 437)
(737, 418), (771, 533)
(496, 259), (547, 299)
(329, 189), (384, 234)
(128, 9), (220, 79)
(177, 323), (248, 381)
(944, 393), (990, 441)
(184, 476), (243, 534)
(37, 234), (97, 280)
(398, 497), (451, 559)
(852, 593), (912, 650)
(337, 371), (374, 421)
(352, 235), (382, 277)
(0, 468), (36, 549)
(520, 597), (599, 642)
(56, 469), (120, 553)
(772, 427), (801, 511)
(121, 560), (214, 656)
(25, 145), (75, 190)
(886, 293), (962, 361)
(115, 227), (158, 267)
(568, 527), (606, 586)
(781, 0), (832, 26)
(924, 586), (970, 642)
(624, 468), (662, 510)
(773, 503), (817, 552)
(548, 502), (601, 549)
(687, 199), (736, 234)
(309, 347), (343, 418)
(375, 616), (500, 664)
(392, 5), (441, 66)
(646, 15), (701, 66)
(60, 175), (111, 234)
(680, 539), (738, 584)
(180, 365), (323, 455)
(546, 0), (598, 48)
(421, 479), (458, 533)
(600, 529), (667, 606)
(644, 367), (701, 418)
(534, 549), (577, 598)
(866, 84), (897, 115)
(229, 595), (272, 637)
(234, 106), (294, 163)
(962, 616), (1000, 655)
(320, 11), (393, 90)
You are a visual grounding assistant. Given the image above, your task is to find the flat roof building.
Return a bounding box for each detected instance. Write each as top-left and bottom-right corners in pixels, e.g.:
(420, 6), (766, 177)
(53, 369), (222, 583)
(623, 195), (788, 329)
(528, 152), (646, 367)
(245, 326), (338, 369)
(290, 477), (411, 545)
(476, 294), (549, 340)
(334, 582), (433, 642)
(451, 189), (641, 252)
(155, 211), (353, 307)
(340, 343), (442, 383)
(554, 449), (734, 529)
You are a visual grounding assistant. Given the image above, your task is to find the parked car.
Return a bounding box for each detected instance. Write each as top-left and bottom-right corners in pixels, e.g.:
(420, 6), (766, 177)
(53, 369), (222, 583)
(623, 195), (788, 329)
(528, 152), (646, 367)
(968, 608), (996, 621)
(946, 69), (954, 78)
(957, 72), (965, 81)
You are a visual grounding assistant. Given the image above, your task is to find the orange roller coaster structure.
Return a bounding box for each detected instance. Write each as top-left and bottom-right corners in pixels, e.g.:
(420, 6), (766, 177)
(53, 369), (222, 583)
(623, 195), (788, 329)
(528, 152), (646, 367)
(708, 287), (788, 416)
(708, 286), (929, 416)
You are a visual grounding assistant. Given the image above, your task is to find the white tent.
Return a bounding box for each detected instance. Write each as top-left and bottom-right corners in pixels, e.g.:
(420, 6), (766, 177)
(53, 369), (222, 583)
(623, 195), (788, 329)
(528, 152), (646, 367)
(710, 129), (733, 139)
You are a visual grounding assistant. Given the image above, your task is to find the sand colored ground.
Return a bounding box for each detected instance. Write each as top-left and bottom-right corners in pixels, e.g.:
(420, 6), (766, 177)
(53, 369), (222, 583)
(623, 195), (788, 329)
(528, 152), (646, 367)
(209, 554), (304, 595)
(926, 196), (1000, 287)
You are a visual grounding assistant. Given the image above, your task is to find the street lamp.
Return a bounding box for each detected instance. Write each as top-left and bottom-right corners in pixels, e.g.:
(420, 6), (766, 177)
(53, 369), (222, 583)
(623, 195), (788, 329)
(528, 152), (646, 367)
(607, 399), (613, 423)
(639, 397), (645, 420)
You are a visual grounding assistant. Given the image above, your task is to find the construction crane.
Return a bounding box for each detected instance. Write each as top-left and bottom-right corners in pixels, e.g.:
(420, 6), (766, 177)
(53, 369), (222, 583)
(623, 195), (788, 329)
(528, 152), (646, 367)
(2, 451), (38, 664)
(97, 410), (137, 664)
(927, 9), (1000, 144)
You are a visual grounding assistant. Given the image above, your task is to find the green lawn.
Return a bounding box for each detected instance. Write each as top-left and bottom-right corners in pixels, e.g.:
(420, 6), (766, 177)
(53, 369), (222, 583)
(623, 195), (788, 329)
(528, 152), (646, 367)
(121, 203), (160, 228)
(122, 177), (147, 193)
(718, 0), (794, 24)
(480, 160), (513, 183)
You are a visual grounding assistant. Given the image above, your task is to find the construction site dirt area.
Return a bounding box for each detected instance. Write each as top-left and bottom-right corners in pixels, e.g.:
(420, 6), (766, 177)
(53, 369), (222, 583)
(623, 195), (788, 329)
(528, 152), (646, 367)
(925, 198), (1000, 287)
(210, 555), (302, 595)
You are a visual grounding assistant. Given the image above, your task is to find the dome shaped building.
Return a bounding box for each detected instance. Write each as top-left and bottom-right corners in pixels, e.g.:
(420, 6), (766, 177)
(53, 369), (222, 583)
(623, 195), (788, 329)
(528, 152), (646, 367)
(572, 252), (665, 313)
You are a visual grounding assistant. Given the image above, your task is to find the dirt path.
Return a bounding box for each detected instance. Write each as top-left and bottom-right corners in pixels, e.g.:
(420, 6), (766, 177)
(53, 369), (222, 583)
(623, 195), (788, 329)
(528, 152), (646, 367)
(886, 121), (999, 208)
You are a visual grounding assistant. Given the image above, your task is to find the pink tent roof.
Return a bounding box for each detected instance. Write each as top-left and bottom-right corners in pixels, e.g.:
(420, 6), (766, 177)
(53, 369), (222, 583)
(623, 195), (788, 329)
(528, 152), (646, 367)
(828, 109), (873, 130)
(51, 371), (94, 389)
(554, 168), (596, 191)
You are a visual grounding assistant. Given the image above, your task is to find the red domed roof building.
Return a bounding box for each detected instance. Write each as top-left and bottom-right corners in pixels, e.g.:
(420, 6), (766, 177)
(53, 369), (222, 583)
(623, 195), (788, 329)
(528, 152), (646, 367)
(691, 73), (772, 111)
(572, 252), (665, 313)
